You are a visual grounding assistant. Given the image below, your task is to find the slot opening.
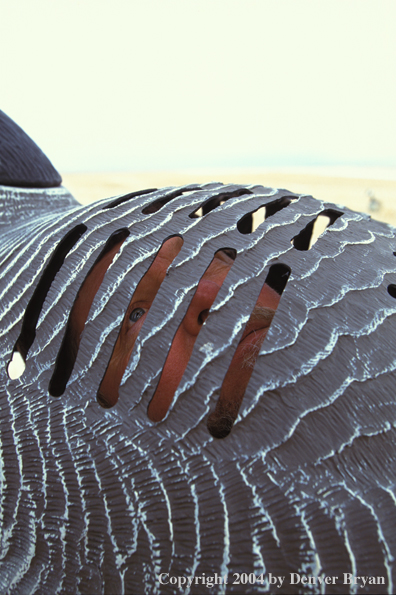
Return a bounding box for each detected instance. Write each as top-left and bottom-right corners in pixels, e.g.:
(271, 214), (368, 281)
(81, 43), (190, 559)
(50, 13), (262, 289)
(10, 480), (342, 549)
(103, 188), (157, 210)
(189, 188), (253, 219)
(7, 224), (87, 380)
(387, 284), (396, 299)
(147, 247), (237, 422)
(207, 263), (291, 439)
(142, 187), (201, 215)
(292, 209), (343, 251)
(237, 196), (296, 234)
(48, 228), (129, 396)
(97, 235), (184, 408)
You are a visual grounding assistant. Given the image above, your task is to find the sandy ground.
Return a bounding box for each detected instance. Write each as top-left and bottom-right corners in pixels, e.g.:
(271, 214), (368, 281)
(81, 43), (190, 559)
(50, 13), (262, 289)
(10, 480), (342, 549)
(62, 168), (396, 227)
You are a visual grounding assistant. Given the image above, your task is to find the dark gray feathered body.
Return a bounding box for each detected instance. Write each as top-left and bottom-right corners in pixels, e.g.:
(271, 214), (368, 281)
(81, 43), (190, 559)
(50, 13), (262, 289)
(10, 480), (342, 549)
(1, 112), (396, 594)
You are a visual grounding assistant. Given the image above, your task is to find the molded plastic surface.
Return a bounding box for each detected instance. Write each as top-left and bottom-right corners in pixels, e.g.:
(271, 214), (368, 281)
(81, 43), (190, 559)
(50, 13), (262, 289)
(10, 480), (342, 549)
(1, 179), (396, 594)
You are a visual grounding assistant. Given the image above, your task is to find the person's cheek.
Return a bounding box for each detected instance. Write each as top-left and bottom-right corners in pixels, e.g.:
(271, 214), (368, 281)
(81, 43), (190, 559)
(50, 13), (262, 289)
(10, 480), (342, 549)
(147, 328), (195, 422)
(207, 326), (270, 439)
(147, 251), (235, 422)
(97, 311), (148, 407)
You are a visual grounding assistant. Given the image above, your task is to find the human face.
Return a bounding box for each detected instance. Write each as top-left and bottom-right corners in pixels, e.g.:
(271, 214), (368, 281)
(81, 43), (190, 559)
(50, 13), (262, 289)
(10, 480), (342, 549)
(48, 230), (129, 397)
(97, 239), (280, 438)
(206, 283), (280, 438)
(147, 247), (236, 421)
(97, 235), (184, 407)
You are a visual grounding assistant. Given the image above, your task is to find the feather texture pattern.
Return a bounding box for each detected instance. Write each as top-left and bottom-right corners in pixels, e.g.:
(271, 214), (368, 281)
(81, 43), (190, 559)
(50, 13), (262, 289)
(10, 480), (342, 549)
(1, 180), (396, 595)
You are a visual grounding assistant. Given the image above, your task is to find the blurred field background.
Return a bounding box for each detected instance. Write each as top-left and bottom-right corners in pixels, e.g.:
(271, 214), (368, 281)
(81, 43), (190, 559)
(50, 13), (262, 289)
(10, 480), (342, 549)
(63, 167), (396, 227)
(2, 1), (395, 228)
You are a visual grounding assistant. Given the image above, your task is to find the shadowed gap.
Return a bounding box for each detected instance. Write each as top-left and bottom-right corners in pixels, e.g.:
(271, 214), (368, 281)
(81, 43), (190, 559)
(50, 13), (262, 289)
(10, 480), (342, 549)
(48, 228), (129, 396)
(141, 187), (201, 214)
(96, 235), (184, 408)
(103, 188), (157, 210)
(189, 188), (253, 219)
(207, 263), (291, 439)
(292, 209), (343, 251)
(237, 195), (296, 234)
(7, 223), (87, 380)
(388, 284), (396, 298)
(147, 247), (237, 422)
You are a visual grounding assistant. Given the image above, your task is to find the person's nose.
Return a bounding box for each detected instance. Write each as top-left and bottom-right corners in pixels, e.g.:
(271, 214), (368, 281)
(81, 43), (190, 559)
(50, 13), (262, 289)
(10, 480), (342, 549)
(181, 279), (221, 336)
(147, 278), (227, 422)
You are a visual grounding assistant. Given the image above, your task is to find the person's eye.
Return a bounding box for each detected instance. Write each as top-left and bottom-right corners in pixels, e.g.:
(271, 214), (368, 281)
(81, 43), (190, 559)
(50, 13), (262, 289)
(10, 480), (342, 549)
(129, 307), (146, 323)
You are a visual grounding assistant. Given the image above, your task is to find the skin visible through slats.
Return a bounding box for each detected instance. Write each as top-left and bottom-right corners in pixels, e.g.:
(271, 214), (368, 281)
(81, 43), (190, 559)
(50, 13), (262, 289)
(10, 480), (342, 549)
(68, 240), (126, 352)
(96, 236), (281, 433)
(2, 174), (396, 592)
(207, 283), (281, 438)
(49, 229), (129, 397)
(97, 236), (184, 408)
(147, 248), (236, 422)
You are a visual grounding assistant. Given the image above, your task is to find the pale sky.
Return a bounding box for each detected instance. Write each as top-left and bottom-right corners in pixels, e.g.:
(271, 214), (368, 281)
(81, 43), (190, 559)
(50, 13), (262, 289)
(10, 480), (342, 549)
(1, 1), (395, 172)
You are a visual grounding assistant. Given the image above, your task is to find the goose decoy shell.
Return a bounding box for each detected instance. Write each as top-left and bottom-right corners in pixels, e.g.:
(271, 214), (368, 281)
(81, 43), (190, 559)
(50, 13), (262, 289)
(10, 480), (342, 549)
(1, 110), (396, 594)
